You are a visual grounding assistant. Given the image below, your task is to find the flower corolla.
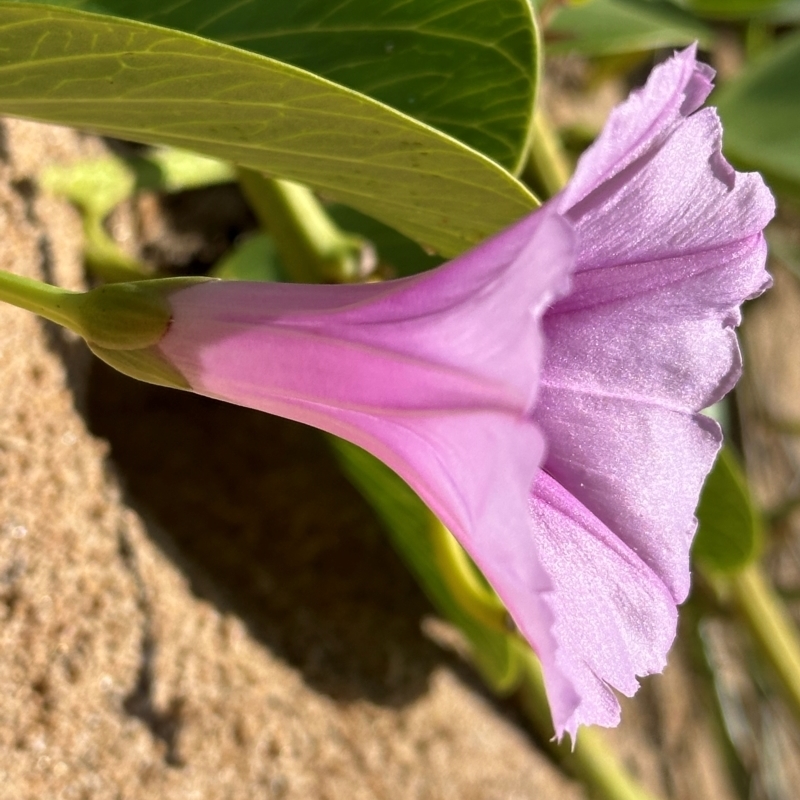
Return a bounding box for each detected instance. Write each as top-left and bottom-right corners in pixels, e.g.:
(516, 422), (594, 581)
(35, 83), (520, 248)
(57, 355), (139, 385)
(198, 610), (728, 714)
(147, 46), (773, 738)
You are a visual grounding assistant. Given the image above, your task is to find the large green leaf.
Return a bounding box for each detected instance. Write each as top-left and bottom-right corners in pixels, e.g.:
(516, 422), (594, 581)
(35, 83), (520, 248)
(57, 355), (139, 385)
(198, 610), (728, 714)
(717, 31), (800, 200)
(693, 447), (762, 575)
(11, 0), (538, 172)
(547, 0), (711, 56)
(0, 4), (537, 257)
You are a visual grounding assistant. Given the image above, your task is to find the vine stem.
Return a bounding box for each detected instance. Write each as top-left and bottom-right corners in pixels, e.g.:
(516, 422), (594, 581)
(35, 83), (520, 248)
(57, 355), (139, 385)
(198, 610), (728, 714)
(237, 168), (374, 283)
(728, 563), (800, 721)
(0, 269), (78, 331)
(524, 108), (572, 199)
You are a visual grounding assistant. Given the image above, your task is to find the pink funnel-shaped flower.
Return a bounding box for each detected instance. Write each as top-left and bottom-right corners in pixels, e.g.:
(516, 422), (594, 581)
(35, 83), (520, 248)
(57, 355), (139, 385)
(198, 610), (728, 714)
(155, 46), (773, 738)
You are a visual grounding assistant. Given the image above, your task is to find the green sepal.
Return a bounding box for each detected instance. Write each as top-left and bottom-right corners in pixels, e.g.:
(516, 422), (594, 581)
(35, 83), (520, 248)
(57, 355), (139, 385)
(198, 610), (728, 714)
(67, 276), (213, 350)
(1, 269), (212, 358)
(88, 342), (189, 389)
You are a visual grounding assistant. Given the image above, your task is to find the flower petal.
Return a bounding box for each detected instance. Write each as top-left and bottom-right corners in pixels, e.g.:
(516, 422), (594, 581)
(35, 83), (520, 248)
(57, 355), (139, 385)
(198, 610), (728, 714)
(528, 472), (677, 739)
(562, 109), (773, 284)
(538, 236), (768, 604)
(538, 105), (772, 604)
(163, 209), (573, 414)
(526, 47), (773, 734)
(558, 44), (714, 211)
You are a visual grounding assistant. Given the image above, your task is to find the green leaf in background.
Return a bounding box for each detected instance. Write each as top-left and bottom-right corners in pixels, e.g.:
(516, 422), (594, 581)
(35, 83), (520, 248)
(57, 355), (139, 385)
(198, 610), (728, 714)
(546, 0), (711, 57)
(0, 4), (537, 258)
(14, 0), (538, 173)
(210, 234), (284, 283)
(716, 31), (800, 201)
(672, 0), (791, 20)
(41, 149), (235, 221)
(693, 447), (762, 575)
(40, 148), (236, 281)
(763, 0), (800, 22)
(330, 438), (522, 693)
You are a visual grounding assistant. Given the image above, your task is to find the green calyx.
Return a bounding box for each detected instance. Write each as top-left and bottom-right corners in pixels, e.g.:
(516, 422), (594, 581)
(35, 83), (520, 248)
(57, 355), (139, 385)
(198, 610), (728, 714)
(87, 343), (190, 389)
(0, 270), (212, 389)
(67, 277), (211, 350)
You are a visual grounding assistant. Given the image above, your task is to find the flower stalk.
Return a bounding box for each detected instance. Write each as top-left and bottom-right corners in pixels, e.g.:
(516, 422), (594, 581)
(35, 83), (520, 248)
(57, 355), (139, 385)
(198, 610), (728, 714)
(430, 519), (510, 635)
(82, 213), (152, 283)
(727, 563), (800, 721)
(237, 168), (374, 283)
(0, 268), (81, 332)
(524, 108), (572, 199)
(0, 269), (206, 387)
(0, 270), (176, 349)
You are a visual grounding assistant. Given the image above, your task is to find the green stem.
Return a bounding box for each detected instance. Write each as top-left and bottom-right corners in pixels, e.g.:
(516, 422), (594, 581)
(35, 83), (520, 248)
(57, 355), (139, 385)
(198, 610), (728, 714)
(728, 562), (800, 721)
(524, 108), (572, 199)
(518, 652), (662, 800)
(83, 213), (152, 283)
(429, 518), (509, 634)
(237, 168), (373, 283)
(0, 269), (200, 350)
(0, 269), (81, 332)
